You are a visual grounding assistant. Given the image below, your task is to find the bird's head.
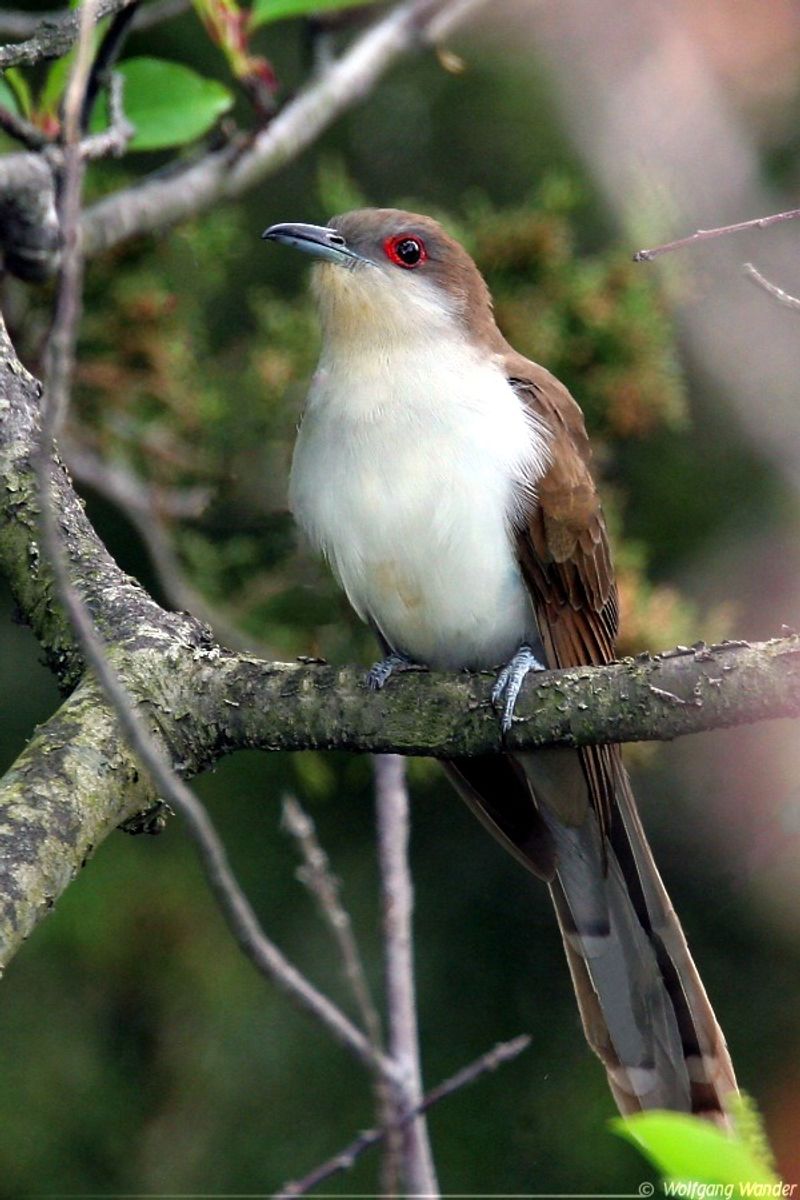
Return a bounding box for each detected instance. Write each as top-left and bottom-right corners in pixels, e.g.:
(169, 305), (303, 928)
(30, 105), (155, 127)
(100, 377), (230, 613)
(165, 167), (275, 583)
(262, 207), (500, 352)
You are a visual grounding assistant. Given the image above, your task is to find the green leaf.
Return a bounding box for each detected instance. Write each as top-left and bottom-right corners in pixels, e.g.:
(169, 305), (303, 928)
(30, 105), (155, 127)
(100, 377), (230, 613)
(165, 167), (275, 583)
(90, 58), (234, 151)
(3, 68), (33, 117)
(249, 0), (379, 32)
(0, 78), (20, 115)
(612, 1113), (778, 1186)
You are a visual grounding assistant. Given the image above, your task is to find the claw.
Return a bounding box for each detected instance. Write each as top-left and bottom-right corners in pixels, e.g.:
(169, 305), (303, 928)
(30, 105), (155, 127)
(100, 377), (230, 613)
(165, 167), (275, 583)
(365, 651), (424, 691)
(492, 644), (547, 734)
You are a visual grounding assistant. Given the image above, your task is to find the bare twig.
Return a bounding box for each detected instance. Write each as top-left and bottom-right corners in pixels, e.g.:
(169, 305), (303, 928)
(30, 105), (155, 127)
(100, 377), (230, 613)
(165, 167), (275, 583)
(46, 405), (401, 1084)
(282, 793), (399, 1189)
(34, 0), (400, 1091)
(128, 506), (276, 653)
(40, 0), (96, 432)
(77, 72), (134, 160)
(0, 105), (51, 150)
(275, 1034), (531, 1197)
(64, 440), (210, 519)
(66, 439), (276, 654)
(375, 754), (439, 1197)
(744, 262), (800, 313)
(282, 796), (384, 1052)
(633, 206), (800, 263)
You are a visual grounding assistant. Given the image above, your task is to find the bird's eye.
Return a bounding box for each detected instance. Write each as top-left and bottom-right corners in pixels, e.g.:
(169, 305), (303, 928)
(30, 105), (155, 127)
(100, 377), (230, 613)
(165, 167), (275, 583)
(383, 234), (427, 268)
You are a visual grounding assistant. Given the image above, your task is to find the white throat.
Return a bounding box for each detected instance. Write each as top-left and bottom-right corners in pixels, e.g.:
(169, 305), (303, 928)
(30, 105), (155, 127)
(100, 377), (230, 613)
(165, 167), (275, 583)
(289, 310), (550, 671)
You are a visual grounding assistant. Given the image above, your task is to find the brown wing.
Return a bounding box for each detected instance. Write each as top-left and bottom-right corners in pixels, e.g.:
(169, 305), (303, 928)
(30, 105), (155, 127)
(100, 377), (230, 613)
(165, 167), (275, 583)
(509, 359), (617, 664)
(507, 356), (619, 835)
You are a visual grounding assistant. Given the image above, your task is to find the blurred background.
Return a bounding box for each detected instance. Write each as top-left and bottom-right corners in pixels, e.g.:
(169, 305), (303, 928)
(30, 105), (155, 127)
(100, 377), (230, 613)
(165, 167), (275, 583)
(2, 0), (800, 1193)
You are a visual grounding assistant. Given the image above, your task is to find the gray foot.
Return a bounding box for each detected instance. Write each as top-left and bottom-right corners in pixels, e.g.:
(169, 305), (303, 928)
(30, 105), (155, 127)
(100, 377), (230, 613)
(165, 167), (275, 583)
(492, 644), (547, 734)
(366, 651), (424, 691)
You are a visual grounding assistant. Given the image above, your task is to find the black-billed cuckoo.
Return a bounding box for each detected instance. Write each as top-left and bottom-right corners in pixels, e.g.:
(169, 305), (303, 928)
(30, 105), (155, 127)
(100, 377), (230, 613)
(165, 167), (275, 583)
(262, 208), (737, 1122)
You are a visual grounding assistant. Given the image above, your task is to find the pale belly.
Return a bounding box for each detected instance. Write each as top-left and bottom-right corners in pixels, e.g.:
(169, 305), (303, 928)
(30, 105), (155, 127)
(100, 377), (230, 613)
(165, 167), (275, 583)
(324, 468), (537, 671)
(289, 359), (546, 672)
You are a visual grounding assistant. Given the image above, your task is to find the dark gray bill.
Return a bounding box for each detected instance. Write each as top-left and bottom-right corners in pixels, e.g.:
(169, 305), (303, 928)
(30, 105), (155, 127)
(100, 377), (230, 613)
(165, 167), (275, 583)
(261, 221), (365, 265)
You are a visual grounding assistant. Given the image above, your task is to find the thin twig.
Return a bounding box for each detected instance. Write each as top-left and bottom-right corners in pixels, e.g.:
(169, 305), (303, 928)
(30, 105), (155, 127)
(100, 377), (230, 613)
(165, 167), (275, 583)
(66, 442), (276, 655)
(375, 754), (439, 1197)
(282, 796), (384, 1053)
(34, 0), (401, 1092)
(633, 205), (800, 262)
(744, 262), (800, 313)
(0, 105), (51, 150)
(274, 1034), (531, 1197)
(44, 419), (400, 1084)
(40, 0), (96, 432)
(282, 793), (399, 1190)
(64, 440), (210, 519)
(63, 438), (267, 647)
(77, 72), (134, 160)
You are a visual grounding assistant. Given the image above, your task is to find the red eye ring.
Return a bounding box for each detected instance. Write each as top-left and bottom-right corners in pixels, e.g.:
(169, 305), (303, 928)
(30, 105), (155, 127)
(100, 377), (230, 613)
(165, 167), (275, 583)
(383, 234), (427, 269)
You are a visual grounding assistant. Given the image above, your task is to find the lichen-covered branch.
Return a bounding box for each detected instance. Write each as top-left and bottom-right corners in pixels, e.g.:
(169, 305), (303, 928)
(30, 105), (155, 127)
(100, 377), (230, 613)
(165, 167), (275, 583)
(0, 673), (153, 969)
(2, 629), (798, 970)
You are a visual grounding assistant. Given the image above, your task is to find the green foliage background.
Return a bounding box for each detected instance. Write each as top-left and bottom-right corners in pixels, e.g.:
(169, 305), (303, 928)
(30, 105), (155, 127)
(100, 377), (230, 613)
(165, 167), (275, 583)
(1, 3), (800, 1195)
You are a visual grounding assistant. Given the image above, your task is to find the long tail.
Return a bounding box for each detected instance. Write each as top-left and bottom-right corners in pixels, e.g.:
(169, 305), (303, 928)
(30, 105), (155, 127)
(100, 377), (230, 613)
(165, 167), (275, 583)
(443, 747), (737, 1122)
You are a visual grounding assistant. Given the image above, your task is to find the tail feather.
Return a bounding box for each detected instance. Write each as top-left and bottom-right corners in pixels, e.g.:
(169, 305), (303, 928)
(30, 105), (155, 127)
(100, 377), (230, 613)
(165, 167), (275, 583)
(443, 748), (737, 1123)
(606, 756), (737, 1117)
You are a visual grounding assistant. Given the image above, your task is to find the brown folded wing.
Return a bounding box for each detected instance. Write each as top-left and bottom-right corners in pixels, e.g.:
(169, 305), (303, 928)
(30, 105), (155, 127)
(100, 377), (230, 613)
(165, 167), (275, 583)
(507, 356), (619, 835)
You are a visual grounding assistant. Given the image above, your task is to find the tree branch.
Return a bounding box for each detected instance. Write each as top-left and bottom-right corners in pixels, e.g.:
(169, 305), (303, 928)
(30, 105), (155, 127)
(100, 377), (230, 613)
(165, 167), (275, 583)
(744, 262), (800, 312)
(282, 793), (397, 1186)
(633, 205), (800, 263)
(274, 1034), (531, 1197)
(282, 794), (385, 1056)
(375, 754), (439, 1196)
(0, 0), (139, 68)
(0, 0), (186, 40)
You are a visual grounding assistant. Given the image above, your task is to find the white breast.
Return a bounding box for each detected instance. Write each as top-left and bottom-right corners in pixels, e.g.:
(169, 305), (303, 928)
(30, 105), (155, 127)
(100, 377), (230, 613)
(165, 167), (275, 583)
(289, 338), (550, 671)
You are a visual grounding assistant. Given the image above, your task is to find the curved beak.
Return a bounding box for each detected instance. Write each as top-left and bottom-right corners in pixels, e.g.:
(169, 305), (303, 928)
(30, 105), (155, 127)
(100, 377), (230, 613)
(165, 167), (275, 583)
(261, 221), (365, 266)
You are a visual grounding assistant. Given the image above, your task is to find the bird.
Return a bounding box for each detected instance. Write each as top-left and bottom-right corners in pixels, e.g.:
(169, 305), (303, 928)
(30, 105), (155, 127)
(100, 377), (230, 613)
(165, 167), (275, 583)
(262, 208), (737, 1123)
